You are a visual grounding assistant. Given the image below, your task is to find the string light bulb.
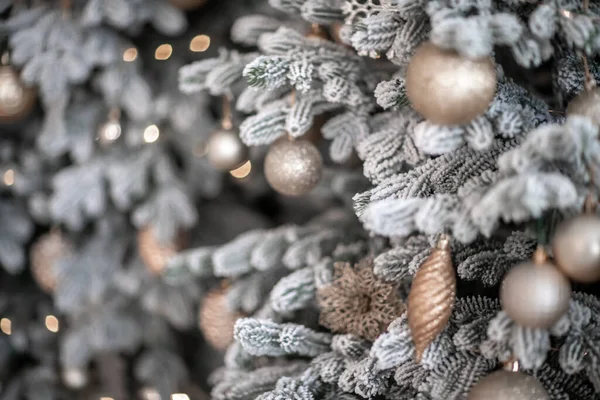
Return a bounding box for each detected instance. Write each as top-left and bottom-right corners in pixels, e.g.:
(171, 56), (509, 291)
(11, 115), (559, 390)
(0, 318), (11, 335)
(230, 160), (251, 179)
(143, 125), (160, 143)
(3, 168), (14, 186)
(190, 35), (210, 52)
(123, 47), (138, 62)
(155, 44), (173, 60)
(45, 315), (59, 332)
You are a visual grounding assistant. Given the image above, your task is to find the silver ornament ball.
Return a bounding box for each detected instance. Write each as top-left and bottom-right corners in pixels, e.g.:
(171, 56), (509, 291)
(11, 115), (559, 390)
(0, 65), (36, 122)
(468, 370), (549, 400)
(553, 214), (600, 283)
(567, 87), (600, 127)
(264, 138), (323, 196)
(207, 129), (249, 171)
(405, 41), (497, 125)
(500, 261), (571, 329)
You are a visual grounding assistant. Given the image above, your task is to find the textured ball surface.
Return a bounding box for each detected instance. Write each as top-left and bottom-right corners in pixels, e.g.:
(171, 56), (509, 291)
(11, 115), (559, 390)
(405, 42), (497, 125)
(0, 66), (36, 121)
(169, 0), (207, 10)
(199, 287), (242, 350)
(30, 231), (73, 293)
(567, 87), (600, 127)
(468, 370), (549, 400)
(207, 129), (248, 171)
(553, 215), (600, 282)
(500, 261), (571, 328)
(264, 139), (323, 196)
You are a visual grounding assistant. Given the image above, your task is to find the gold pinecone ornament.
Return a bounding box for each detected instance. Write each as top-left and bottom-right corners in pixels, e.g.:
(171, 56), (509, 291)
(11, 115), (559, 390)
(407, 235), (456, 362)
(317, 258), (405, 341)
(137, 228), (186, 275)
(30, 230), (73, 293)
(198, 286), (242, 350)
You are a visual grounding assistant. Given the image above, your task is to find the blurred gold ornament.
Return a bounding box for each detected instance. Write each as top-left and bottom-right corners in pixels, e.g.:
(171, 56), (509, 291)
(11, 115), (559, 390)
(138, 228), (186, 275)
(407, 235), (456, 362)
(264, 138), (323, 196)
(0, 65), (36, 122)
(500, 248), (571, 329)
(169, 0), (207, 10)
(207, 128), (249, 171)
(30, 229), (73, 293)
(305, 23), (330, 40)
(405, 42), (496, 125)
(199, 286), (242, 350)
(567, 87), (600, 127)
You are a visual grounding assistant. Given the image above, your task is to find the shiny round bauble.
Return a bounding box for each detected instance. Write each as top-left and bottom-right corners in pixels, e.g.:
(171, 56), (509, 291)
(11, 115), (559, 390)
(567, 87), (600, 127)
(553, 214), (600, 283)
(468, 370), (549, 400)
(199, 287), (242, 350)
(137, 228), (186, 275)
(169, 0), (207, 10)
(500, 261), (571, 329)
(206, 129), (249, 171)
(30, 230), (73, 293)
(264, 138), (323, 196)
(405, 42), (497, 125)
(62, 367), (88, 390)
(0, 66), (36, 122)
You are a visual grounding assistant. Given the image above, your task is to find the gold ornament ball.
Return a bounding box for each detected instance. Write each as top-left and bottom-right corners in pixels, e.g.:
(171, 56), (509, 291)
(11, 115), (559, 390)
(553, 214), (600, 283)
(468, 370), (549, 400)
(199, 287), (242, 350)
(30, 231), (73, 293)
(138, 228), (186, 275)
(169, 0), (207, 10)
(567, 87), (600, 127)
(264, 138), (323, 196)
(207, 129), (249, 171)
(0, 66), (36, 122)
(500, 261), (571, 329)
(405, 42), (497, 125)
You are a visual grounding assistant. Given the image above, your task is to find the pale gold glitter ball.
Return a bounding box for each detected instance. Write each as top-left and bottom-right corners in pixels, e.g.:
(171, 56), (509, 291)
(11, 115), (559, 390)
(199, 287), (242, 350)
(405, 42), (497, 125)
(264, 138), (323, 196)
(30, 230), (73, 293)
(138, 228), (186, 275)
(0, 66), (36, 122)
(567, 87), (600, 127)
(500, 261), (571, 329)
(553, 214), (600, 283)
(207, 129), (249, 171)
(468, 370), (549, 400)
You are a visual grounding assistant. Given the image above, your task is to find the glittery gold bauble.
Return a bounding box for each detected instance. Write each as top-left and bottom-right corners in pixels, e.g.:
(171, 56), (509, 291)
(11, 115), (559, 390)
(137, 228), (186, 275)
(468, 370), (549, 400)
(207, 128), (249, 171)
(567, 87), (600, 127)
(264, 138), (323, 196)
(405, 42), (497, 125)
(199, 287), (242, 350)
(169, 0), (207, 10)
(553, 214), (600, 283)
(408, 235), (456, 362)
(0, 66), (36, 122)
(30, 230), (73, 293)
(500, 255), (571, 329)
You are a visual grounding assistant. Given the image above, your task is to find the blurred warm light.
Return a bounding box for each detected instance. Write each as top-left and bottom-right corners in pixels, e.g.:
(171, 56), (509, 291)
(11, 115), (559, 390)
(171, 394), (190, 400)
(123, 47), (138, 62)
(102, 122), (122, 141)
(230, 160), (251, 179)
(190, 35), (210, 52)
(45, 315), (59, 332)
(140, 388), (161, 400)
(561, 10), (572, 18)
(100, 398), (114, 400)
(0, 318), (11, 335)
(3, 169), (14, 186)
(143, 125), (160, 143)
(155, 44), (173, 60)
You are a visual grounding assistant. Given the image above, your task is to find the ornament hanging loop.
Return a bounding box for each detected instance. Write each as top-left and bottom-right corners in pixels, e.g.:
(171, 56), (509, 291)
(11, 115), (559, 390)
(221, 94), (233, 130)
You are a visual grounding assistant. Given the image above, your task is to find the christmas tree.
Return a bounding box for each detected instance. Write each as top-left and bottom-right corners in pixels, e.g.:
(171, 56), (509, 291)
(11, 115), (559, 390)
(2, 0), (600, 399)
